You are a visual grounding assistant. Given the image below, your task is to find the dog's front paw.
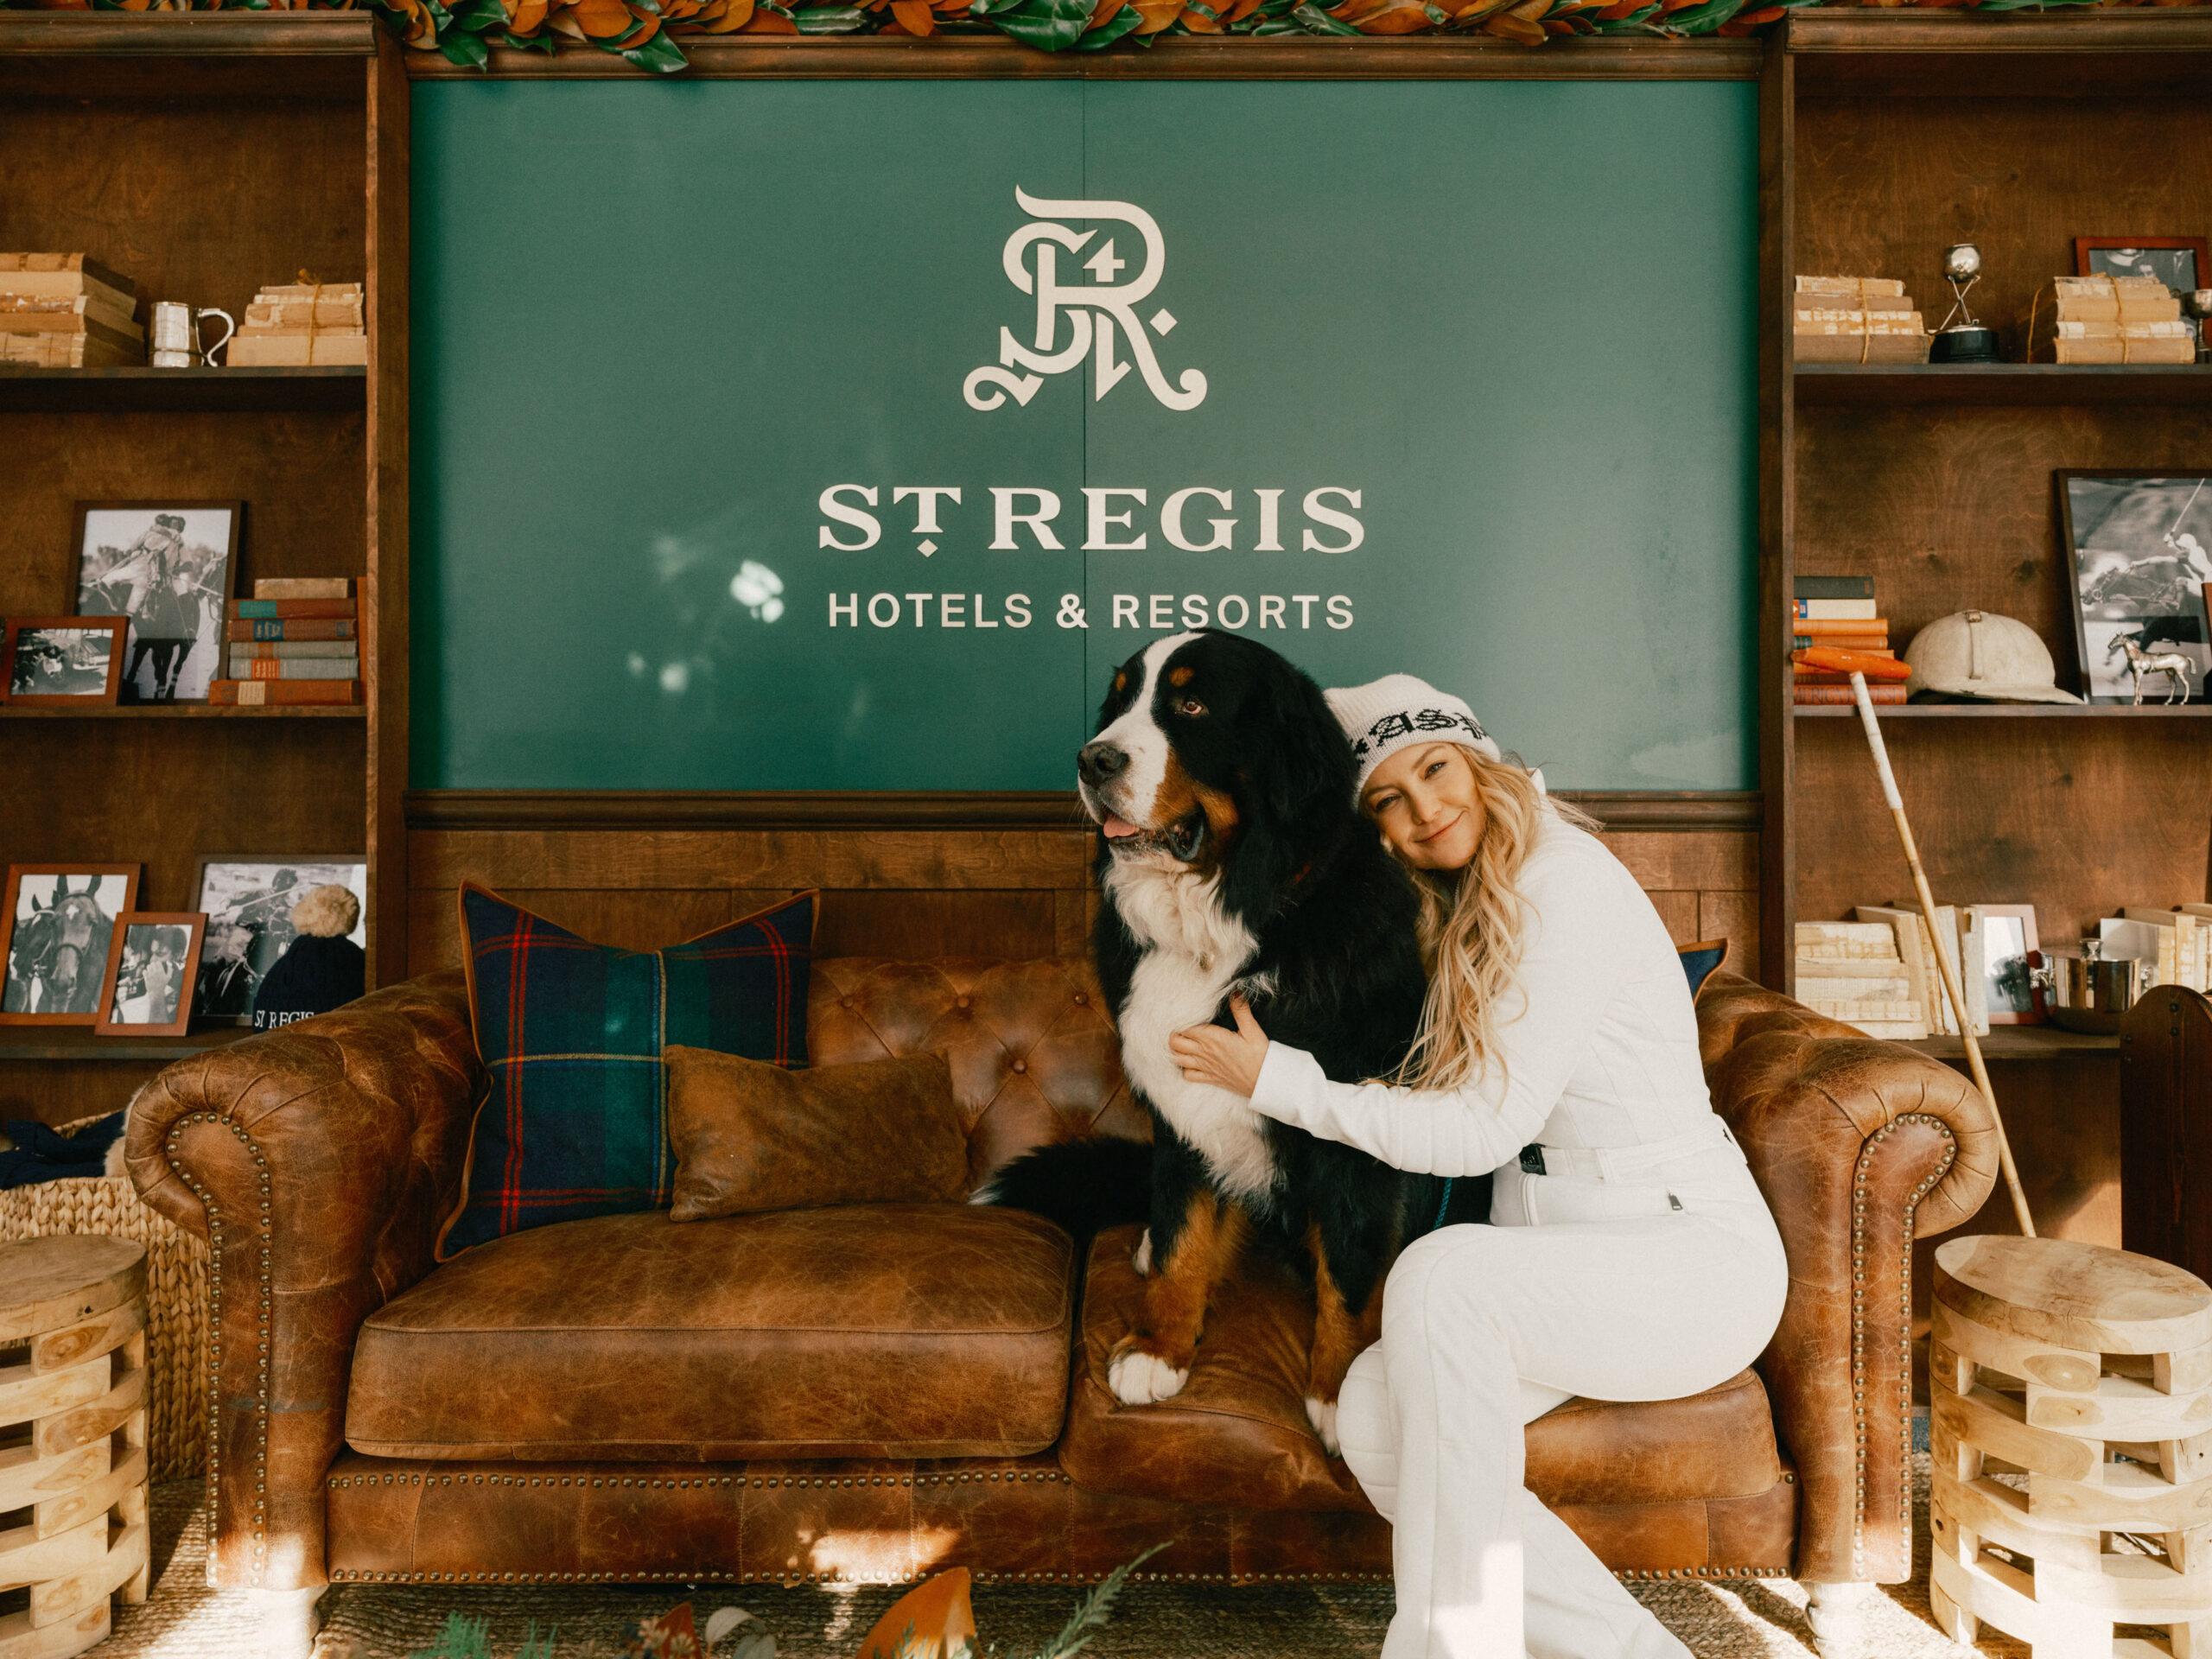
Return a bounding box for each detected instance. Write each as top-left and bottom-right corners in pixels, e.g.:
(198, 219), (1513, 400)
(1109, 1338), (1190, 1406)
(1306, 1395), (1341, 1457)
(1131, 1229), (1153, 1277)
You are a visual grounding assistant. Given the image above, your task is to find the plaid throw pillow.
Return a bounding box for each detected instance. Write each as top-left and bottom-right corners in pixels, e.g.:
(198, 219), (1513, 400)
(435, 884), (817, 1260)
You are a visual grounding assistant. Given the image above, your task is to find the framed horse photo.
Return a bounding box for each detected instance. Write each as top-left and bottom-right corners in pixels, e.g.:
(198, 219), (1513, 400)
(0, 863), (143, 1027)
(2059, 471), (2212, 705)
(0, 616), (126, 707)
(70, 499), (241, 705)
(95, 912), (206, 1039)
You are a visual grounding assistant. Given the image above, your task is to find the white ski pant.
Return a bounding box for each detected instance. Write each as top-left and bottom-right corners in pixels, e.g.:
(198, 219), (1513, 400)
(1338, 1178), (1789, 1659)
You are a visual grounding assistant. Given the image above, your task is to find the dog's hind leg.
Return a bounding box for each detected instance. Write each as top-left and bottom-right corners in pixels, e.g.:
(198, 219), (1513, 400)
(1306, 1221), (1392, 1456)
(1109, 1188), (1248, 1406)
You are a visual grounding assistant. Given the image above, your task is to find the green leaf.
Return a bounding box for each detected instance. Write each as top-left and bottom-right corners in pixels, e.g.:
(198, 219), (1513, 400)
(793, 4), (869, 28)
(981, 0), (1092, 50)
(1076, 3), (1142, 44)
(1029, 1544), (1173, 1659)
(618, 26), (691, 67)
(1290, 1), (1362, 32)
(438, 27), (491, 63)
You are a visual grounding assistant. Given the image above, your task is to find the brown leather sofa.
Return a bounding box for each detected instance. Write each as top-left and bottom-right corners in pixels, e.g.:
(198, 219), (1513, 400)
(125, 958), (1997, 1654)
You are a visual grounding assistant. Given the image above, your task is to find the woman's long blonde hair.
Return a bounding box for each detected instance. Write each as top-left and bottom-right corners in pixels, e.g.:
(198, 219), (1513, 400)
(1391, 750), (1598, 1091)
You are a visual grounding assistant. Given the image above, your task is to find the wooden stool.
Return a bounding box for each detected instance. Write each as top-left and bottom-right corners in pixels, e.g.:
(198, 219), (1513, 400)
(0, 1236), (151, 1659)
(1930, 1235), (2212, 1659)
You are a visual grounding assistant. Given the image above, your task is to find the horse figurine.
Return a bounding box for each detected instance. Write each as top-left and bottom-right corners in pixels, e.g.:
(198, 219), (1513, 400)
(2119, 637), (2194, 705)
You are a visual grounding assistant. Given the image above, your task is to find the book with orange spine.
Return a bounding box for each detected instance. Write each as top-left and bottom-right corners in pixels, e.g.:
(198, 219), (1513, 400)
(1794, 647), (1911, 681)
(210, 678), (362, 706)
(1794, 683), (1906, 705)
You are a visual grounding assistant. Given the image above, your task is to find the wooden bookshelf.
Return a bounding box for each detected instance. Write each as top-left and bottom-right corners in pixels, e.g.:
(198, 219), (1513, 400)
(1760, 12), (2212, 1280)
(0, 14), (407, 1128)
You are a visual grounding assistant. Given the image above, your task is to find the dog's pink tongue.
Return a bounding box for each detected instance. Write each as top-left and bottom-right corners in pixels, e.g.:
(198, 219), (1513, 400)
(1102, 816), (1141, 840)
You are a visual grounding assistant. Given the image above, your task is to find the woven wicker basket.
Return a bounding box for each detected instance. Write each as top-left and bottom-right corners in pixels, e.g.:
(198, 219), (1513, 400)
(0, 1121), (209, 1481)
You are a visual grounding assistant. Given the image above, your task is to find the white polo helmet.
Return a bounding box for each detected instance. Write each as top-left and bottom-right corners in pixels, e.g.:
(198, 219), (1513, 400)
(1904, 610), (2083, 704)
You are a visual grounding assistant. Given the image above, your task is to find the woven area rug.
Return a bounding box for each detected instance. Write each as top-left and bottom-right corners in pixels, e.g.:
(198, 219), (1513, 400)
(99, 1455), (2024, 1658)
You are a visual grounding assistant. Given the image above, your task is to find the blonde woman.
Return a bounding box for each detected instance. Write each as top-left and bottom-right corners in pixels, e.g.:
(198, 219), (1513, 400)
(1168, 674), (1788, 1659)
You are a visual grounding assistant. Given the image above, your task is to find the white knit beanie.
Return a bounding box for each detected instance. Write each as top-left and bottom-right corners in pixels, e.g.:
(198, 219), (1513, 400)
(1325, 673), (1503, 796)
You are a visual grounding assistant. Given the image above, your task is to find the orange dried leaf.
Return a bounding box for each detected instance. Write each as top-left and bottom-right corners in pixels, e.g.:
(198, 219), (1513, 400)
(1179, 3), (1222, 27)
(740, 6), (799, 27)
(891, 0), (935, 29)
(1356, 3), (1434, 29)
(506, 0), (549, 30)
(1482, 8), (1544, 39)
(694, 0), (755, 29)
(1733, 3), (1782, 18)
(1131, 0), (1181, 29)
(1086, 0), (1123, 25)
(563, 0), (634, 35)
(861, 1572), (976, 1659)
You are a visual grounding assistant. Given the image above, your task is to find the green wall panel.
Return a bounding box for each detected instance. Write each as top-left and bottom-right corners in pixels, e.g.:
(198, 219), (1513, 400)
(411, 78), (1755, 791)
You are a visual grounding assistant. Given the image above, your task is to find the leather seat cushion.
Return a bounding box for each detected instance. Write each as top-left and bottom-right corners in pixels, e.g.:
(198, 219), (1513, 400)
(1059, 1225), (1787, 1514)
(347, 1205), (1074, 1461)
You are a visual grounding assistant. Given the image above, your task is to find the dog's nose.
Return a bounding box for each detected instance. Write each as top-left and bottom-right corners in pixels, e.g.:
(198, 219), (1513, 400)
(1077, 741), (1128, 787)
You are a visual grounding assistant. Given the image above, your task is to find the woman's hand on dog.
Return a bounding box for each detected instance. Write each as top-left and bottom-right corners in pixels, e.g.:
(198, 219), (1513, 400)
(1170, 994), (1271, 1097)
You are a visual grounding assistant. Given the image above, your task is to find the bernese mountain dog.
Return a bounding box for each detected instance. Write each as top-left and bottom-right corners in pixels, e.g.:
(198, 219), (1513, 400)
(985, 629), (1481, 1453)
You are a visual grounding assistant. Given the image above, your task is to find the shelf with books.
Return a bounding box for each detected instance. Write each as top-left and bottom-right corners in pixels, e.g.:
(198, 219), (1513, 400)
(0, 1027), (255, 1065)
(0, 703), (367, 720)
(0, 365), (366, 413)
(1796, 363), (2212, 407)
(1904, 1027), (2120, 1062)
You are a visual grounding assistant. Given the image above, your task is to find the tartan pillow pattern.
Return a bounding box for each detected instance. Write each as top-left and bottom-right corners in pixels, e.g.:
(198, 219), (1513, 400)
(435, 884), (817, 1260)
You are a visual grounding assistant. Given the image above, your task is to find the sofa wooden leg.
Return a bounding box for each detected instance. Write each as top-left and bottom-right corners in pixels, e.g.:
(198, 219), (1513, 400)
(1803, 1580), (1872, 1657)
(246, 1585), (327, 1659)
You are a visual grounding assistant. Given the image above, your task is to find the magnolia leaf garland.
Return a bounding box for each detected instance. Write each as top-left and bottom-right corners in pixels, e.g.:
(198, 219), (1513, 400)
(16, 0), (2139, 69)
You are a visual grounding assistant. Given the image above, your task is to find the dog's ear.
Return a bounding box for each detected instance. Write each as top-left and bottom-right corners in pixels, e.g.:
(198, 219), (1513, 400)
(1255, 658), (1355, 825)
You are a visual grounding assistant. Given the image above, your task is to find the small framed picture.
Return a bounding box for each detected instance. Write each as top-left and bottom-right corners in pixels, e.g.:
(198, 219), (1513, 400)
(2058, 471), (2212, 703)
(0, 864), (144, 1027)
(2075, 238), (2208, 297)
(71, 500), (241, 705)
(192, 856), (365, 1025)
(2, 617), (126, 706)
(96, 913), (207, 1038)
(1969, 905), (2041, 1026)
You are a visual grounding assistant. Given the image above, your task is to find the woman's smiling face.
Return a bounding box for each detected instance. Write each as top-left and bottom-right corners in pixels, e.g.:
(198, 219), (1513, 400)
(1361, 741), (1485, 873)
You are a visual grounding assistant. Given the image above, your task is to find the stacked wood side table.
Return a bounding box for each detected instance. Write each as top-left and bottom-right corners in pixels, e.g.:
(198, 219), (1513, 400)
(0, 1236), (152, 1659)
(1931, 1235), (2212, 1659)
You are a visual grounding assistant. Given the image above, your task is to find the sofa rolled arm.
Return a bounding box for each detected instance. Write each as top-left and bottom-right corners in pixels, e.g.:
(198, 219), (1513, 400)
(124, 970), (483, 1590)
(1696, 972), (1997, 1586)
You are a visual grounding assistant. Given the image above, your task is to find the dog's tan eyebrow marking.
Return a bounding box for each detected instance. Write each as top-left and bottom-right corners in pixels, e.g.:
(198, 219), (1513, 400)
(1168, 666), (1195, 688)
(1114, 671), (1128, 694)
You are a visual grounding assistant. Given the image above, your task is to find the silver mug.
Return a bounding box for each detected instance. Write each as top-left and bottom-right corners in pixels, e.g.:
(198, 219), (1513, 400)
(149, 301), (235, 368)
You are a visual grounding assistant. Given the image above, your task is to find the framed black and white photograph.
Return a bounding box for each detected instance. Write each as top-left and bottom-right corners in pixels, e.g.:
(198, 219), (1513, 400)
(1, 617), (125, 707)
(2058, 472), (2212, 704)
(96, 912), (207, 1038)
(191, 856), (365, 1024)
(0, 864), (144, 1027)
(2075, 237), (2208, 298)
(71, 499), (241, 705)
(1968, 905), (2041, 1027)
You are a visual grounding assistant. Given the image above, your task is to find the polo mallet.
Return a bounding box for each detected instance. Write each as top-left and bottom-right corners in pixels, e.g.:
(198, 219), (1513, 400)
(1849, 671), (2037, 1238)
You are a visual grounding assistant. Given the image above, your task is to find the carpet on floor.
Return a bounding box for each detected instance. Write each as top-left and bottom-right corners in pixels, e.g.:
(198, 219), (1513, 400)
(97, 1454), (2022, 1658)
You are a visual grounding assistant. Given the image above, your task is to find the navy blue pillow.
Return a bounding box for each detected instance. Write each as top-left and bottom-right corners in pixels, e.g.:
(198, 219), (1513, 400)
(1678, 938), (1728, 999)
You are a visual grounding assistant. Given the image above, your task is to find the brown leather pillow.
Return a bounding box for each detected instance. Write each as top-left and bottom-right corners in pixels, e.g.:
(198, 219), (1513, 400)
(665, 1045), (968, 1220)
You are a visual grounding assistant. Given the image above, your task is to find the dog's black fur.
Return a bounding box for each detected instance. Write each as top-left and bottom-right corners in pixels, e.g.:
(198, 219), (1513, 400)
(988, 632), (1479, 1429)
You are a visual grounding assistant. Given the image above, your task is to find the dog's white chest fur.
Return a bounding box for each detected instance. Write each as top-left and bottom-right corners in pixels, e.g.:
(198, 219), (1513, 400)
(1104, 860), (1278, 1205)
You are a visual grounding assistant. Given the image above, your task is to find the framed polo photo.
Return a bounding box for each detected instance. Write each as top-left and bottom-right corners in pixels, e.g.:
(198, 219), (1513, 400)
(2075, 237), (2207, 297)
(71, 499), (241, 705)
(0, 864), (143, 1027)
(96, 912), (207, 1038)
(1967, 905), (2041, 1026)
(2058, 472), (2212, 704)
(1, 616), (125, 706)
(191, 856), (366, 1024)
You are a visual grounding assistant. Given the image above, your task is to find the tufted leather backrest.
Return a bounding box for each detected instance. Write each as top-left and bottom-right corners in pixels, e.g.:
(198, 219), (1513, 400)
(809, 958), (1144, 1190)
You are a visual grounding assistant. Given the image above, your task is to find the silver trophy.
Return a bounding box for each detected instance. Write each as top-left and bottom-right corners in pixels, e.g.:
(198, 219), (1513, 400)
(1929, 243), (1999, 365)
(2185, 288), (2212, 365)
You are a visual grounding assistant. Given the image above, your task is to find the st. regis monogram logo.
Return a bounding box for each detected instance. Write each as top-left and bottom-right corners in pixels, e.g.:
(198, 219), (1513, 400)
(963, 187), (1208, 415)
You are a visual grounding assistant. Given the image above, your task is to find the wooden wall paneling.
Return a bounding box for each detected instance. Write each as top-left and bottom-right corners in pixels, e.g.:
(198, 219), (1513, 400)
(407, 830), (832, 892)
(1598, 830), (1758, 895)
(0, 1058), (179, 1131)
(1699, 889), (1762, 983)
(1644, 889), (1702, 945)
(365, 33), (410, 986)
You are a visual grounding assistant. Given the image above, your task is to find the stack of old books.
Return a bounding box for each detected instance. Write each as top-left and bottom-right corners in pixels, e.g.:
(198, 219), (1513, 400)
(212, 578), (362, 707)
(228, 280), (366, 366)
(1792, 574), (1905, 706)
(2051, 274), (2195, 365)
(0, 253), (143, 368)
(1853, 902), (1986, 1037)
(1794, 920), (1929, 1039)
(1794, 274), (1932, 364)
